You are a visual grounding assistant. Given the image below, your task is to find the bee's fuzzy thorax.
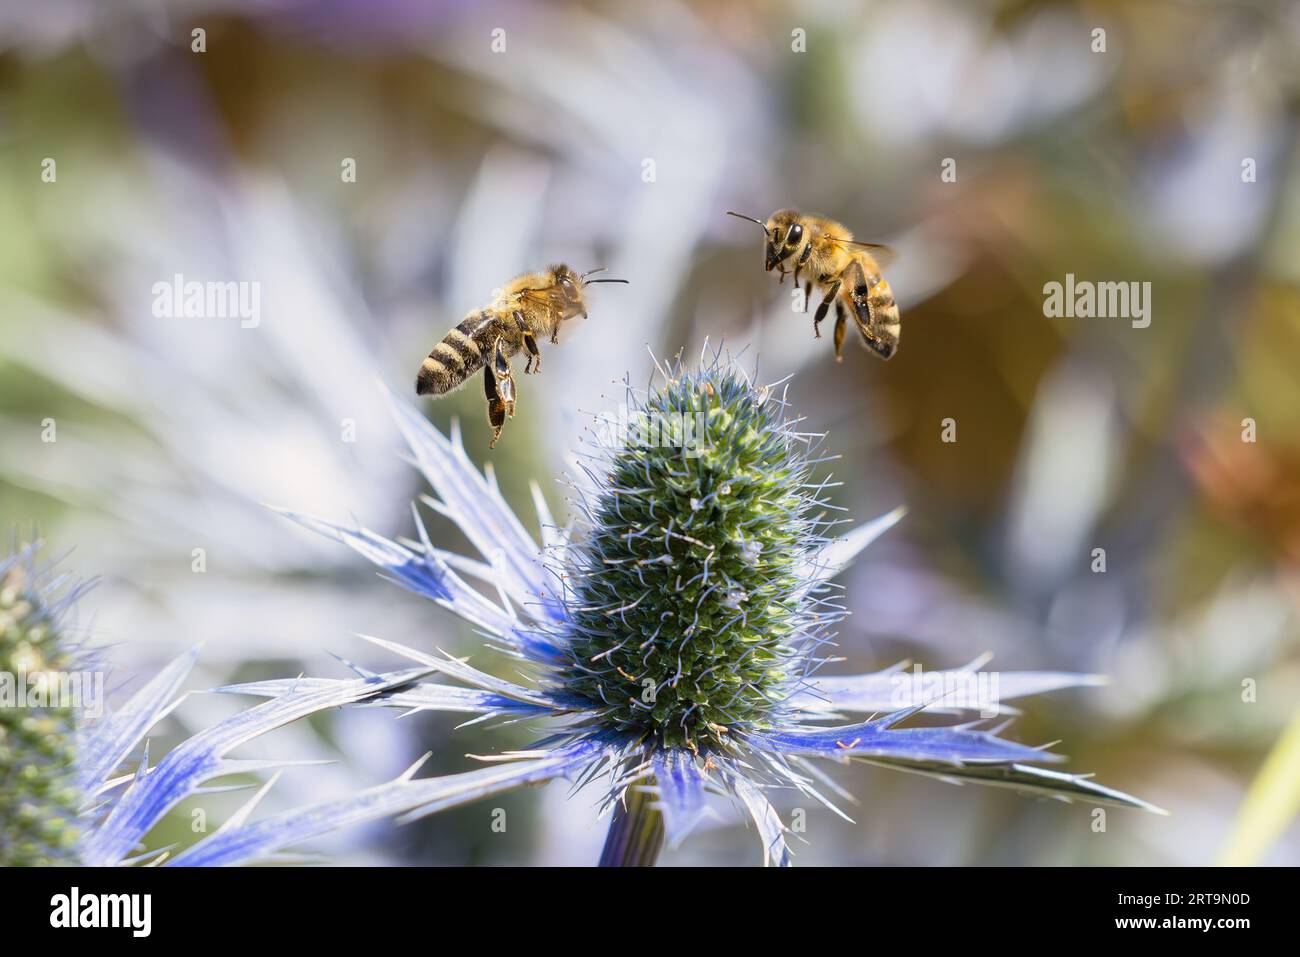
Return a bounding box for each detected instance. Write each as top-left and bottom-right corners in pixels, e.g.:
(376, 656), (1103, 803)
(500, 270), (553, 301)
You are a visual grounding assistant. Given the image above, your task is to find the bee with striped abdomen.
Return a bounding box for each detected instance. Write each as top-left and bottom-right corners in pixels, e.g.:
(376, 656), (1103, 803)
(726, 209), (901, 361)
(416, 264), (627, 448)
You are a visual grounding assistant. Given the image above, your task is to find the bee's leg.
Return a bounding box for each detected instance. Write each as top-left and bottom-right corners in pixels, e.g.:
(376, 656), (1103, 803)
(483, 357), (502, 444)
(484, 336), (517, 449)
(794, 243), (813, 295)
(859, 316), (898, 359)
(803, 281), (812, 313)
(513, 311), (542, 374)
(523, 335), (541, 373)
(833, 300), (847, 362)
(812, 279), (841, 339)
(848, 266), (898, 360)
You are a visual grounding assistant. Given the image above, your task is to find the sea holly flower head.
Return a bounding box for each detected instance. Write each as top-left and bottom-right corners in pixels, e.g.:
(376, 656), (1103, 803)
(562, 366), (818, 752)
(0, 550), (87, 865)
(253, 349), (1163, 866)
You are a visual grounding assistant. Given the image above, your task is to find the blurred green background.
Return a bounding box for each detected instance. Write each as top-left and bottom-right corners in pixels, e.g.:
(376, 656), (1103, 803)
(2, 0), (1299, 865)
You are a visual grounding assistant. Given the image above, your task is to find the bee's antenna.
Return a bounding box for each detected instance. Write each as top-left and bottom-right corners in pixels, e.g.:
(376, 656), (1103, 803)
(725, 210), (768, 230)
(584, 279), (629, 285)
(580, 267), (608, 279)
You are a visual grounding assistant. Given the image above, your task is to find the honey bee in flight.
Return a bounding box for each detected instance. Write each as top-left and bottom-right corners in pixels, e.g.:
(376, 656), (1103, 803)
(416, 265), (627, 448)
(726, 209), (900, 361)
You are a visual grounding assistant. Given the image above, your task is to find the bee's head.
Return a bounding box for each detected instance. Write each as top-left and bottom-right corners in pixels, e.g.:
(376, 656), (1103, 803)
(726, 209), (805, 272)
(548, 264), (587, 318)
(764, 209), (806, 271)
(549, 264), (628, 324)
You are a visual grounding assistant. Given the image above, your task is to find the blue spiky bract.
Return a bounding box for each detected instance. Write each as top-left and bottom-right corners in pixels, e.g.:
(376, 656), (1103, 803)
(561, 359), (833, 752)
(0, 545), (483, 868)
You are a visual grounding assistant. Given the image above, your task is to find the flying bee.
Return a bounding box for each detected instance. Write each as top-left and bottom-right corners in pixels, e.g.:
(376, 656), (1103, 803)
(416, 264), (627, 448)
(726, 209), (901, 361)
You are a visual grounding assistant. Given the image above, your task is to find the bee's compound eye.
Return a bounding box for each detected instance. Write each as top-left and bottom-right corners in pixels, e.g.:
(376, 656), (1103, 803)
(787, 223), (803, 245)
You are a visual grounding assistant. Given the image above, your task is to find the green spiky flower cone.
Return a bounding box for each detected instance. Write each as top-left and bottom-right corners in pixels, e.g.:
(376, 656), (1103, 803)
(0, 559), (82, 865)
(563, 364), (825, 754)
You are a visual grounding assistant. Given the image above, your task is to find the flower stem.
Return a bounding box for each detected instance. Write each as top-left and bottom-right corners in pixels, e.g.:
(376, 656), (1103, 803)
(598, 776), (664, 867)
